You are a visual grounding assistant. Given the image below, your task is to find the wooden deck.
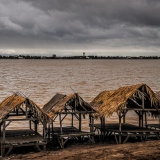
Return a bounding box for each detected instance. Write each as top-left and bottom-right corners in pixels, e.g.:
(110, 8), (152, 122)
(0, 129), (46, 156)
(94, 123), (160, 144)
(146, 124), (160, 130)
(50, 126), (95, 148)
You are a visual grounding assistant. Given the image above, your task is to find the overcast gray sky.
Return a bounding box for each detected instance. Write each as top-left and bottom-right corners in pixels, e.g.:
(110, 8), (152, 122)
(0, 0), (160, 56)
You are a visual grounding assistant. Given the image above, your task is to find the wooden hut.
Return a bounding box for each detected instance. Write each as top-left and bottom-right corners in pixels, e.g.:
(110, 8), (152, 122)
(43, 93), (95, 148)
(146, 91), (160, 130)
(0, 94), (50, 157)
(91, 84), (160, 144)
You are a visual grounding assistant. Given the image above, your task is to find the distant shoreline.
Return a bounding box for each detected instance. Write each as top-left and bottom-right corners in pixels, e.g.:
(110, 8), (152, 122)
(0, 55), (160, 60)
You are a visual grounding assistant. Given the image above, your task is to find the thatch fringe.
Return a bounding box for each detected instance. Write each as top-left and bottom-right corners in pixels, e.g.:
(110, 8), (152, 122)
(0, 94), (51, 125)
(93, 84), (160, 118)
(44, 93), (95, 119)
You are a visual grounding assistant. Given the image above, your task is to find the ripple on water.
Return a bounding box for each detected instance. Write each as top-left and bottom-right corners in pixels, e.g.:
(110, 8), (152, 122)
(0, 59), (160, 128)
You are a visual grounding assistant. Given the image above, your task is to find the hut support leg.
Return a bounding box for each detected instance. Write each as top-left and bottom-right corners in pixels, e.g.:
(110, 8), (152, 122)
(48, 123), (50, 140)
(2, 121), (6, 157)
(100, 117), (105, 141)
(29, 120), (31, 129)
(123, 134), (130, 143)
(114, 133), (118, 144)
(118, 113), (122, 144)
(5, 146), (13, 156)
(79, 113), (81, 131)
(71, 110), (74, 127)
(59, 114), (62, 134)
(43, 144), (46, 151)
(35, 144), (41, 152)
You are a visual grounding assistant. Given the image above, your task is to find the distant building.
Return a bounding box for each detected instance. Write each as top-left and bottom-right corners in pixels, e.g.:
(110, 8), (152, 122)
(52, 54), (56, 58)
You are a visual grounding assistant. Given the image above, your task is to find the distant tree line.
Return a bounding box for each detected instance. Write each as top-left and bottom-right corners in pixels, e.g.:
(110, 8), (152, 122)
(0, 55), (160, 59)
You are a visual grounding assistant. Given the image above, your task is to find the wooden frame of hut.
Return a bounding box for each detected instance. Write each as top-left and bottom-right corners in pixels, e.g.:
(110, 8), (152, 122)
(43, 93), (95, 148)
(0, 94), (50, 157)
(91, 84), (160, 144)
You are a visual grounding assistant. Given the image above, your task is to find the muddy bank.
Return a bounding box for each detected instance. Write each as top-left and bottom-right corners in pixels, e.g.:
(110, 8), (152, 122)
(3, 140), (160, 160)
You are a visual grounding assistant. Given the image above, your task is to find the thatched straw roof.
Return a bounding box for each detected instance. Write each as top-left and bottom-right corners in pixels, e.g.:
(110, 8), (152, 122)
(90, 90), (115, 111)
(93, 84), (160, 118)
(43, 93), (95, 119)
(156, 91), (160, 100)
(0, 94), (51, 125)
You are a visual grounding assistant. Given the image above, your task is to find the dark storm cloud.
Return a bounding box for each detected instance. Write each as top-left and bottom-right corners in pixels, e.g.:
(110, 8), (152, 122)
(0, 0), (160, 55)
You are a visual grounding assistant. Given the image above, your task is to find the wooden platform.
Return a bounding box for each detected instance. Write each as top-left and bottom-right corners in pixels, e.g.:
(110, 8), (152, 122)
(50, 126), (95, 148)
(0, 129), (46, 156)
(94, 123), (160, 144)
(146, 124), (160, 130)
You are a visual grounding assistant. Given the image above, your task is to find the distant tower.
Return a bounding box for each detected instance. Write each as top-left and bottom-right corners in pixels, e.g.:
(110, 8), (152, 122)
(83, 52), (85, 57)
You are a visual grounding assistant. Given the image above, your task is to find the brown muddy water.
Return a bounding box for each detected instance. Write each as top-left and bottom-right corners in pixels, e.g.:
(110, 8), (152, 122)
(0, 59), (160, 130)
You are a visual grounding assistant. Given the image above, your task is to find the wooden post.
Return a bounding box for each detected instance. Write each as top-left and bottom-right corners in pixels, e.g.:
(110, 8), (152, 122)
(101, 117), (105, 141)
(142, 86), (145, 110)
(25, 99), (28, 118)
(142, 112), (144, 128)
(2, 121), (6, 156)
(51, 121), (54, 139)
(44, 124), (46, 140)
(29, 120), (31, 129)
(119, 112), (122, 144)
(48, 122), (50, 140)
(71, 109), (74, 127)
(142, 86), (145, 127)
(91, 115), (94, 132)
(59, 113), (62, 134)
(139, 112), (143, 127)
(34, 121), (37, 133)
(79, 113), (81, 131)
(89, 114), (94, 132)
(0, 123), (1, 136)
(122, 111), (126, 123)
(145, 112), (147, 127)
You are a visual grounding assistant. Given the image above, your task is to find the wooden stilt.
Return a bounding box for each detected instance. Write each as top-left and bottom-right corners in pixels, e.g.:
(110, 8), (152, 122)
(79, 113), (81, 131)
(119, 113), (122, 144)
(59, 113), (62, 134)
(71, 109), (74, 127)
